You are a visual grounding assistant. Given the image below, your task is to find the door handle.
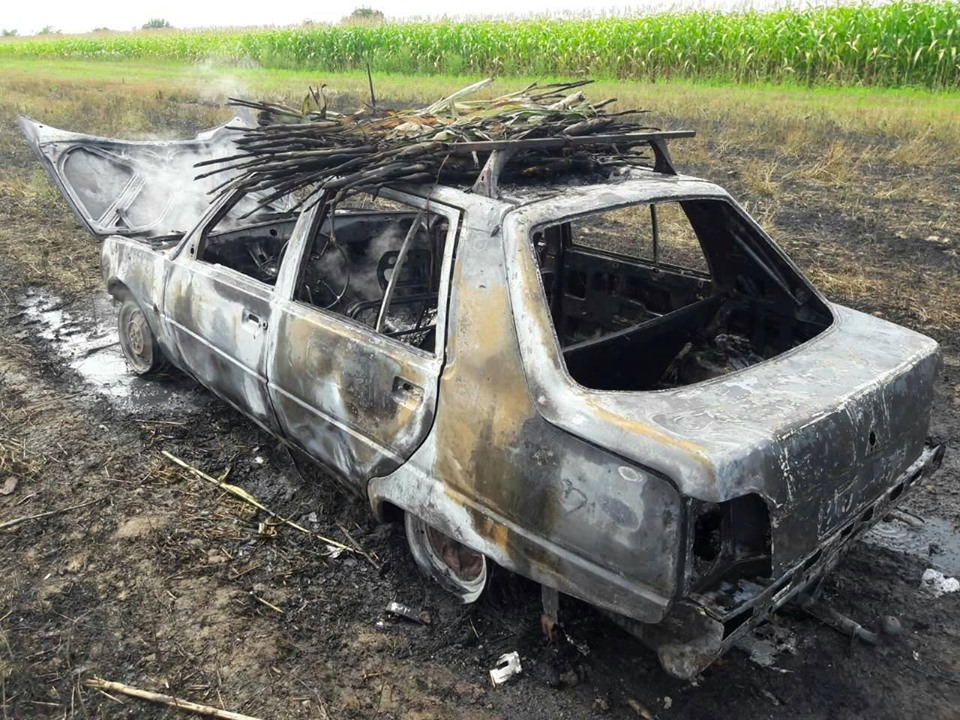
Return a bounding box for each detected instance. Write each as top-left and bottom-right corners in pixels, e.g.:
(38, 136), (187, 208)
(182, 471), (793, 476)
(242, 309), (267, 330)
(392, 376), (424, 403)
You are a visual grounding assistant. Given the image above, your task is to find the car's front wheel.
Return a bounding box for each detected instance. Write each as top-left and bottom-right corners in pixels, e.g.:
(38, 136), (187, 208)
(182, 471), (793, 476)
(117, 299), (168, 375)
(404, 512), (488, 603)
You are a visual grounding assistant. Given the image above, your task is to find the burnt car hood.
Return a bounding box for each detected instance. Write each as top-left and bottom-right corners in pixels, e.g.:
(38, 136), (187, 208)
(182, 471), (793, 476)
(18, 116), (264, 240)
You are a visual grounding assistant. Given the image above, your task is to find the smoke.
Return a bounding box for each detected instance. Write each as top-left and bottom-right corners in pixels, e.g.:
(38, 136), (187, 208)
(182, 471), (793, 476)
(65, 121), (276, 237)
(305, 215), (442, 330)
(193, 59), (256, 105)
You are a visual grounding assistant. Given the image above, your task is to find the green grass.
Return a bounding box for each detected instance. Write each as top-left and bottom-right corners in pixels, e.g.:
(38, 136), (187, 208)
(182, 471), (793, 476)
(1, 1), (958, 89)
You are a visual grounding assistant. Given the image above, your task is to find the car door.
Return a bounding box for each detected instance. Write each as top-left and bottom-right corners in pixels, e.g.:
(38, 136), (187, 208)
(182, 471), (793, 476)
(161, 193), (299, 434)
(267, 194), (459, 487)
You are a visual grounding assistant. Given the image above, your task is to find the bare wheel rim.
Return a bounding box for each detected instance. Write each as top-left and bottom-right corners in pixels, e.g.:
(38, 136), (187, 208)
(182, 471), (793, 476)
(426, 525), (485, 581)
(119, 303), (154, 373)
(405, 513), (487, 603)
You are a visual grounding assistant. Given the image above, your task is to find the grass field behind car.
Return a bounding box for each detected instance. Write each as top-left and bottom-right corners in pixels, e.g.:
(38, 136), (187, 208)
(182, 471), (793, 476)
(1, 1), (959, 88)
(1, 58), (958, 341)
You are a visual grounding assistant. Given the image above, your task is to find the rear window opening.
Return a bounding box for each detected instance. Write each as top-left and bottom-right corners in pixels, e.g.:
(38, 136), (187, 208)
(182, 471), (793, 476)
(532, 199), (832, 390)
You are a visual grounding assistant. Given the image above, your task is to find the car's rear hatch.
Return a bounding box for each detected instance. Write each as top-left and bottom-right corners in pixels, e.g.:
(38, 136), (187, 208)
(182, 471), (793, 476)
(18, 116), (286, 240)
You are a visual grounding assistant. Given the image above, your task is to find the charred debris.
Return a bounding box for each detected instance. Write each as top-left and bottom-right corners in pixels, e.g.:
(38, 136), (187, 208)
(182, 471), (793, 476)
(196, 77), (683, 209)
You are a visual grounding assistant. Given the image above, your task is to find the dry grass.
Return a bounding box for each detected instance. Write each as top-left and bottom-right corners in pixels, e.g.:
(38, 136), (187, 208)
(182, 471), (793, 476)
(738, 157), (782, 198)
(0, 60), (957, 341)
(791, 141), (856, 186)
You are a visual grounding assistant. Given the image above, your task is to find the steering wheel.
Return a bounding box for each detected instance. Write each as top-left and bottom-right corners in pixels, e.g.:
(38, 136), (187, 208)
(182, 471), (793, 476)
(300, 235), (351, 310)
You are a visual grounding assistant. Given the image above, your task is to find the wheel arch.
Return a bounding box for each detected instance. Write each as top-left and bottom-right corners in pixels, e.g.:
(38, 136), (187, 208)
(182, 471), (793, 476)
(106, 277), (133, 301)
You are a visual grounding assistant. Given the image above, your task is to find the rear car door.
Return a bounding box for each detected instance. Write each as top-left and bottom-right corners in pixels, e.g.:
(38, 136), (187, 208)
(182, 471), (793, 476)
(267, 193), (459, 486)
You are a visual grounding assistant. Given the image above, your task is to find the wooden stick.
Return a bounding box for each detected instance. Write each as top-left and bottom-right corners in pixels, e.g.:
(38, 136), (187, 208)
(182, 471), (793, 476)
(336, 522), (382, 572)
(0, 496), (107, 532)
(161, 451), (353, 553)
(250, 592), (284, 614)
(366, 60), (376, 110)
(84, 678), (264, 720)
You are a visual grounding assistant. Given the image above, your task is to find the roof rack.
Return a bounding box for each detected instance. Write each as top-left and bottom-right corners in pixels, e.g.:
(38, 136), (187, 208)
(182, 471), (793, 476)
(438, 130), (695, 198)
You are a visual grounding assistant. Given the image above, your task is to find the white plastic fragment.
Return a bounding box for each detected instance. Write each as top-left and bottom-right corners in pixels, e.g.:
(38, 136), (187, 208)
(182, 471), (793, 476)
(919, 568), (960, 597)
(489, 651), (522, 687)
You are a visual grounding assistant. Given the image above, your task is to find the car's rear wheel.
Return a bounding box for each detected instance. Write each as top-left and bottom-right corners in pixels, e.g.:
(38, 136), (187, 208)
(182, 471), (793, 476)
(117, 299), (167, 375)
(404, 512), (487, 603)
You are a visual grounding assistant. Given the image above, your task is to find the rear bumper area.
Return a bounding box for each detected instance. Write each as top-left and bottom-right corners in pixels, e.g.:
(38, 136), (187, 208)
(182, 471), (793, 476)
(622, 441), (945, 679)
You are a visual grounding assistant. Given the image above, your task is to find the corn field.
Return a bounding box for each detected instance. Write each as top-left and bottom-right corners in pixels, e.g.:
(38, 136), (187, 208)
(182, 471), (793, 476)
(1, 2), (958, 89)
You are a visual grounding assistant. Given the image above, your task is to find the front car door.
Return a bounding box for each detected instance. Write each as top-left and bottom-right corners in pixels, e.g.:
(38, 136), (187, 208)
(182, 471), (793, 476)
(267, 191), (459, 488)
(162, 191), (301, 434)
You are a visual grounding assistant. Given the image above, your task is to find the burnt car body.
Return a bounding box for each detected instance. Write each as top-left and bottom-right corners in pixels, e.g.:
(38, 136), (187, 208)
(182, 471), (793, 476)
(20, 116), (945, 678)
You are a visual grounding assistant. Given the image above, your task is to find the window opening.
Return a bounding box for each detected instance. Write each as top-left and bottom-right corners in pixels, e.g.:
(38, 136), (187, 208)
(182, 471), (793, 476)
(532, 199), (832, 390)
(196, 191), (299, 286)
(295, 193), (449, 354)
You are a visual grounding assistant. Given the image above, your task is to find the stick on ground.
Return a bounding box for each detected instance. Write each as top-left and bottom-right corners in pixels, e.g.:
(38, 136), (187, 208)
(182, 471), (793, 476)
(84, 678), (264, 720)
(161, 450), (353, 552)
(0, 496), (107, 532)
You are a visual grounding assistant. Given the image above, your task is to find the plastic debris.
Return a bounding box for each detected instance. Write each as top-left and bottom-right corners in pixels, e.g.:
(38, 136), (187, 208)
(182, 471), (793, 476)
(919, 568), (960, 597)
(489, 651), (522, 687)
(325, 544), (345, 559)
(385, 601), (431, 625)
(736, 623), (797, 668)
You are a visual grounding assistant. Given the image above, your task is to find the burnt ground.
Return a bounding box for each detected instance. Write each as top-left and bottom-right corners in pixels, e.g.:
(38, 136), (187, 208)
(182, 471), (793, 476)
(1, 78), (960, 720)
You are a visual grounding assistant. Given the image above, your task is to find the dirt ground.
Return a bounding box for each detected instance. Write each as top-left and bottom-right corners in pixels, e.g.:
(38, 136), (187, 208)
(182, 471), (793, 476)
(1, 74), (959, 720)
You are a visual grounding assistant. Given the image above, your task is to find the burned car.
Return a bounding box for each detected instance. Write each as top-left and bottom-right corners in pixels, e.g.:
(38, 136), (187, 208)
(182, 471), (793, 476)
(20, 114), (944, 679)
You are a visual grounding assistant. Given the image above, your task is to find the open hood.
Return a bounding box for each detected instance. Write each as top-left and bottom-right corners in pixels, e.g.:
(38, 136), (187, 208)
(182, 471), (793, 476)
(18, 116), (270, 240)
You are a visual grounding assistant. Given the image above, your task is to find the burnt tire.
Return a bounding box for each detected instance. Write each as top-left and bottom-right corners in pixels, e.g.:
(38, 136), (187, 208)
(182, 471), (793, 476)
(404, 511), (488, 604)
(117, 299), (168, 375)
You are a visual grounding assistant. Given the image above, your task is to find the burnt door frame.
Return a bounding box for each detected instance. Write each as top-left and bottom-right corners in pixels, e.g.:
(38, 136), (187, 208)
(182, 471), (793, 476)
(160, 192), (308, 435)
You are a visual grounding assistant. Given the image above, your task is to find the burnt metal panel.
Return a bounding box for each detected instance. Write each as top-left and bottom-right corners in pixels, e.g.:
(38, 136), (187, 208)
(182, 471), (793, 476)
(163, 254), (281, 434)
(368, 198), (683, 623)
(18, 116), (254, 239)
(502, 181), (942, 575)
(102, 237), (172, 350)
(268, 299), (440, 485)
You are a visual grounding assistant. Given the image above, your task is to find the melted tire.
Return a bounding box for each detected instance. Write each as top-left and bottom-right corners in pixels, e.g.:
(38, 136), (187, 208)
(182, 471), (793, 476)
(117, 298), (168, 375)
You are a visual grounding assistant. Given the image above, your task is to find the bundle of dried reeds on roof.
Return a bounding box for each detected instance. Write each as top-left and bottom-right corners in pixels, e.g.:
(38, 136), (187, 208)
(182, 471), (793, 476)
(195, 78), (657, 212)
